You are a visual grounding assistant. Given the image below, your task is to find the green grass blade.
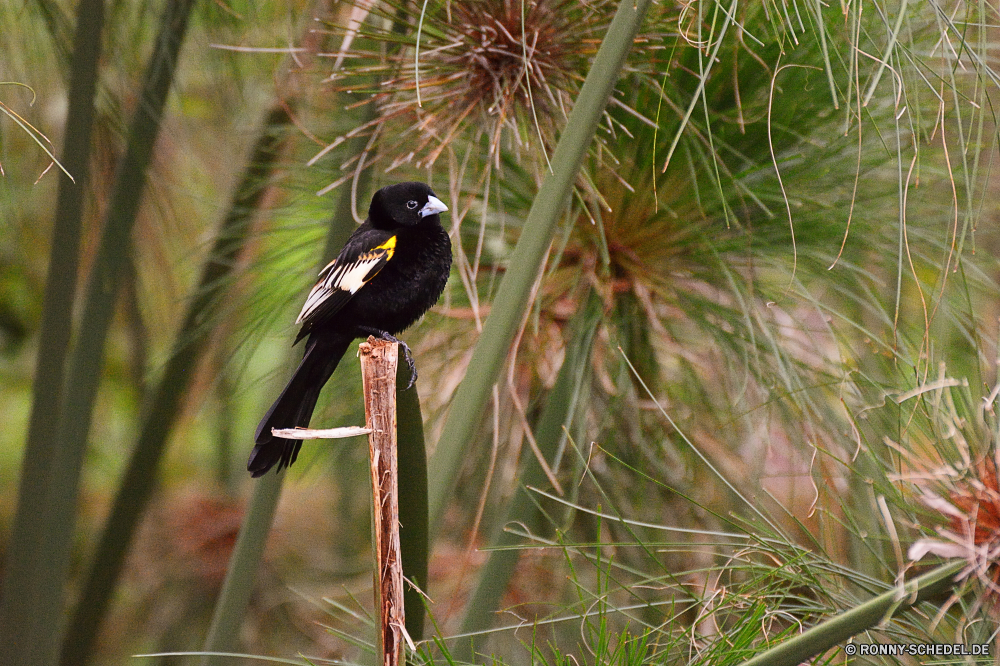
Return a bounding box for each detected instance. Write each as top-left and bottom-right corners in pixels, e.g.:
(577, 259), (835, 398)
(735, 560), (965, 666)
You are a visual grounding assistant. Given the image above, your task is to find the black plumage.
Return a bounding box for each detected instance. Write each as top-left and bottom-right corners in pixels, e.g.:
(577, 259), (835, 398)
(248, 182), (451, 477)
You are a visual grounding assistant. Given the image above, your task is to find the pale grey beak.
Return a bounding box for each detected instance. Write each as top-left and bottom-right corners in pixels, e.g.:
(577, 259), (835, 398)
(419, 195), (448, 218)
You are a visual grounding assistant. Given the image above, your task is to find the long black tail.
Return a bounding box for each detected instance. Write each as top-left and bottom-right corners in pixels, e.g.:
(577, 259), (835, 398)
(248, 333), (353, 477)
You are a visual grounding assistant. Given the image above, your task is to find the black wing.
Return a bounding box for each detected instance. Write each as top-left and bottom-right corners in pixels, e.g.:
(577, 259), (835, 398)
(295, 227), (397, 338)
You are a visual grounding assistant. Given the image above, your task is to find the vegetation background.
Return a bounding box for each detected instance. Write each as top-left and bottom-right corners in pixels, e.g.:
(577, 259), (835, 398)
(1, 0), (999, 664)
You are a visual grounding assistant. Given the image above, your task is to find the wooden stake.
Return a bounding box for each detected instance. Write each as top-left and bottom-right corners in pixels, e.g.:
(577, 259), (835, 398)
(358, 337), (404, 666)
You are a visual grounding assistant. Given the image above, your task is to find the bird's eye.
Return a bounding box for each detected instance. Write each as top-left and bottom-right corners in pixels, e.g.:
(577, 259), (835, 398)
(406, 200), (418, 210)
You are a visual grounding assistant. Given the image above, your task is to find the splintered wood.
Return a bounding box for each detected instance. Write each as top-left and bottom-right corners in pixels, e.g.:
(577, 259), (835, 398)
(358, 337), (404, 666)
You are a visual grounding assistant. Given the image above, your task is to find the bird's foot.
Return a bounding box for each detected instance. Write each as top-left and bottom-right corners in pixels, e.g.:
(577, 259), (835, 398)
(359, 327), (417, 388)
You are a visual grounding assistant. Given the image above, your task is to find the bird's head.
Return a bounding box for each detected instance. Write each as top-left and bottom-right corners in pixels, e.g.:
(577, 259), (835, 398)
(370, 182), (448, 228)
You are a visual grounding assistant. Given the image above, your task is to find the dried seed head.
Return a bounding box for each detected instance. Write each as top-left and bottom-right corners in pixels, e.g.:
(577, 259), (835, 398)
(910, 456), (1000, 604)
(323, 0), (613, 177)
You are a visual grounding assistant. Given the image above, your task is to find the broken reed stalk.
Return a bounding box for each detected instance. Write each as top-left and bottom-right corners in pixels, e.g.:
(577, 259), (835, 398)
(358, 337), (405, 666)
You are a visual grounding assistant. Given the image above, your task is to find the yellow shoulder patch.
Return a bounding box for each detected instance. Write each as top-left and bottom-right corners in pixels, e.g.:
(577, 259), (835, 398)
(359, 236), (396, 263)
(377, 235), (397, 260)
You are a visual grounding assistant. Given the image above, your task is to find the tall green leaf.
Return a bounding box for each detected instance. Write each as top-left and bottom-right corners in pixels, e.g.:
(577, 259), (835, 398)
(427, 0), (653, 533)
(0, 1), (196, 664)
(458, 287), (602, 656)
(396, 362), (429, 643)
(59, 104), (293, 666)
(0, 0), (103, 660)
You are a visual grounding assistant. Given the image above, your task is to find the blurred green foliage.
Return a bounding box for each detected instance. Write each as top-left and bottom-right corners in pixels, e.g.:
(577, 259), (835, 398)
(1, 0), (1000, 664)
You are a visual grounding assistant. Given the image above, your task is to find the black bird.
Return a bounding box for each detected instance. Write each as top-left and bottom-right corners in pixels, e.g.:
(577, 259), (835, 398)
(248, 182), (451, 477)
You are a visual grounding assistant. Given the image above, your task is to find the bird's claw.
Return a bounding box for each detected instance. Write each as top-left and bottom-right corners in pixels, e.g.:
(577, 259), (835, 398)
(360, 328), (418, 389)
(392, 337), (417, 389)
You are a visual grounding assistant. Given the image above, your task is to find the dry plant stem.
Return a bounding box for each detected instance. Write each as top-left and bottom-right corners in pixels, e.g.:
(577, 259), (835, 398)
(359, 338), (405, 666)
(271, 425), (372, 439)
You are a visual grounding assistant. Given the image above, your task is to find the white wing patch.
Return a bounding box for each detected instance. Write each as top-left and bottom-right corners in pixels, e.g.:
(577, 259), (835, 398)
(295, 236), (396, 324)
